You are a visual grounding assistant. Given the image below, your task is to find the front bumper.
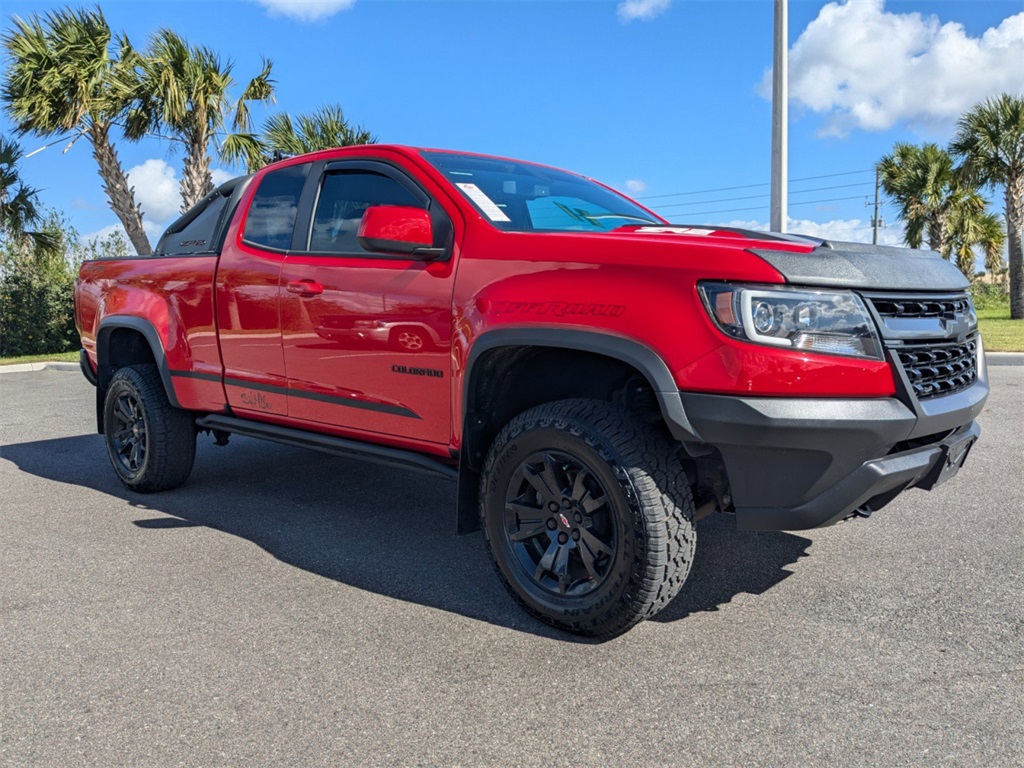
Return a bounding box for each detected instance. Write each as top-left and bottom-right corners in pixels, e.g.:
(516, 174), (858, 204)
(677, 372), (987, 531)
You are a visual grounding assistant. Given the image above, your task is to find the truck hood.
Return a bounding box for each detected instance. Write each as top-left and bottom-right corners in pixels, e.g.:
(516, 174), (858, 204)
(604, 226), (967, 292)
(749, 240), (969, 292)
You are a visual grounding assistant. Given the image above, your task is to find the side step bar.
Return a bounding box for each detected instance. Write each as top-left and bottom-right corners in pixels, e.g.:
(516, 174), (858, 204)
(195, 414), (458, 481)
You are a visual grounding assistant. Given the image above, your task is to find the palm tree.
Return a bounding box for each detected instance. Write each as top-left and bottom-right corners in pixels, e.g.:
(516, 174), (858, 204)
(2, 7), (150, 255)
(223, 105), (376, 173)
(1, 136), (42, 244)
(951, 94), (1024, 319)
(877, 143), (987, 258)
(124, 29), (274, 211)
(947, 208), (1006, 279)
(0, 134), (59, 256)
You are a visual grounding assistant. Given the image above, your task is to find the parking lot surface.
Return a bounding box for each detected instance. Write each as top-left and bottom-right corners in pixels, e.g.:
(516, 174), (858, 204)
(1, 367), (1021, 766)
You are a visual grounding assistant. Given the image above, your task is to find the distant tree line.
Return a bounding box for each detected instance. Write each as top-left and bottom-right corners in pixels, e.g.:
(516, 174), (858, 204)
(878, 93), (1023, 319)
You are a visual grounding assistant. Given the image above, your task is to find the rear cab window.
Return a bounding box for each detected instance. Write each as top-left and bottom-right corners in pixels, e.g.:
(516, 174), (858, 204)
(242, 163), (311, 251)
(155, 176), (251, 256)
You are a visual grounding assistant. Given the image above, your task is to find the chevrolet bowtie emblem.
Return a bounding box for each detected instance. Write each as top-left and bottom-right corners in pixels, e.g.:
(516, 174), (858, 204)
(941, 314), (971, 343)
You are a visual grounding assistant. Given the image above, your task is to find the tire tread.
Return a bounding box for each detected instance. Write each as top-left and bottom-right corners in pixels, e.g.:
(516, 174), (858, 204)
(104, 364), (195, 492)
(479, 398), (696, 637)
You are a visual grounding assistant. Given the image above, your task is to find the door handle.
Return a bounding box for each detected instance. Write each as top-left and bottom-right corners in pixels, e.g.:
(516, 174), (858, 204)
(286, 280), (323, 297)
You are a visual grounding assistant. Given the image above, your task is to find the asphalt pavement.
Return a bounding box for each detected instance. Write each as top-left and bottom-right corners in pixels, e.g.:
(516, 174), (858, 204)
(1, 367), (1021, 767)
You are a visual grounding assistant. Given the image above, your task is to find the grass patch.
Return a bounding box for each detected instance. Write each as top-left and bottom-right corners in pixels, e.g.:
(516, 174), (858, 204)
(977, 305), (1024, 352)
(0, 350), (80, 366)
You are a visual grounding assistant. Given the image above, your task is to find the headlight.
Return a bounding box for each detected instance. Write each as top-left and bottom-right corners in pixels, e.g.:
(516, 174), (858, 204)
(698, 282), (883, 360)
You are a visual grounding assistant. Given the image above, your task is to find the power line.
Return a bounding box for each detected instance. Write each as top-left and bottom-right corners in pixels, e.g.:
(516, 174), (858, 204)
(636, 169), (873, 201)
(662, 194), (873, 218)
(652, 181), (874, 211)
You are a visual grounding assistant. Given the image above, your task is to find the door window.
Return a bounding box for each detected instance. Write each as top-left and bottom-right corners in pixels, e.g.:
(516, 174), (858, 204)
(309, 171), (423, 255)
(242, 163), (310, 251)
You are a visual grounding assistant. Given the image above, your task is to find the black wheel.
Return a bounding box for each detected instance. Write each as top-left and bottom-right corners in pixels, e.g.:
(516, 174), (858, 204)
(103, 364), (196, 492)
(480, 399), (696, 637)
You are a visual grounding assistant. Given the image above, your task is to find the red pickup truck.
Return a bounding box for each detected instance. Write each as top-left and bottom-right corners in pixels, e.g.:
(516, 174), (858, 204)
(75, 145), (987, 636)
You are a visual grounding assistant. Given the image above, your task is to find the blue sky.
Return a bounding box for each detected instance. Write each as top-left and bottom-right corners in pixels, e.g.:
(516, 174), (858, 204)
(2, 0), (1022, 249)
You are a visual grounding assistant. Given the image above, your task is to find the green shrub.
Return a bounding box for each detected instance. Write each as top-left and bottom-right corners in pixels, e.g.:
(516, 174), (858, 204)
(0, 264), (77, 356)
(970, 281), (1010, 311)
(0, 213), (129, 357)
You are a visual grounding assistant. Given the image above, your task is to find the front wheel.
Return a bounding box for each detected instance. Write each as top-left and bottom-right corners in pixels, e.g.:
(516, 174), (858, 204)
(479, 399), (696, 637)
(103, 364), (196, 492)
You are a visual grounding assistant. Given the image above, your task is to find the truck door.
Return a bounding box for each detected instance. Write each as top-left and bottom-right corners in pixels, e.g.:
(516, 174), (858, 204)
(279, 159), (457, 445)
(216, 162), (311, 416)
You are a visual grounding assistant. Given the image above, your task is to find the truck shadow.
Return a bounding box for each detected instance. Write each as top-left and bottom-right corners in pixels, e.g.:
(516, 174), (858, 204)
(2, 433), (812, 641)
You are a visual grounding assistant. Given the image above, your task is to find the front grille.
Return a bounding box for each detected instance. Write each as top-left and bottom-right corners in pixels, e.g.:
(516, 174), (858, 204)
(865, 292), (980, 401)
(870, 296), (971, 318)
(894, 337), (979, 399)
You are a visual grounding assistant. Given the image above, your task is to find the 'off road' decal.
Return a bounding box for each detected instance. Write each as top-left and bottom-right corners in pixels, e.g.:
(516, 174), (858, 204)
(488, 301), (626, 318)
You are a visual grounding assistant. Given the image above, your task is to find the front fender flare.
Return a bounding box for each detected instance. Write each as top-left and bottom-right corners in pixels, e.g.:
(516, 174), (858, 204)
(462, 327), (697, 442)
(455, 327), (698, 535)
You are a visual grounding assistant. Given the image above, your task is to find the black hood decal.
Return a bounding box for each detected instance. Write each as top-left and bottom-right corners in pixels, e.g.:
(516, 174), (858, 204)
(750, 240), (969, 292)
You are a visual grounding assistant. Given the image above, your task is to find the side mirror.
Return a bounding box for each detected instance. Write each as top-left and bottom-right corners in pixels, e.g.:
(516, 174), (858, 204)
(357, 205), (442, 259)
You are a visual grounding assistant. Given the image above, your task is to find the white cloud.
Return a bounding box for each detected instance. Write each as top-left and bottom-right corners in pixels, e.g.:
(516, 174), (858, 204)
(92, 163), (241, 254)
(253, 0), (356, 22)
(617, 0), (672, 23)
(759, 0), (1024, 136)
(127, 159), (181, 222)
(82, 219), (171, 250)
(81, 224), (124, 245)
(717, 217), (907, 248)
(625, 179), (647, 194)
(211, 168), (236, 187)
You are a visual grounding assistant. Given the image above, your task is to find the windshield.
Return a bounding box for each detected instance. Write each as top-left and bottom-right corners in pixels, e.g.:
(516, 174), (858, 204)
(420, 151), (662, 233)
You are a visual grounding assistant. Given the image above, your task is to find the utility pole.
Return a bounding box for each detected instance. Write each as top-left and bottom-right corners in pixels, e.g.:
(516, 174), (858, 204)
(770, 0), (788, 233)
(872, 168), (881, 245)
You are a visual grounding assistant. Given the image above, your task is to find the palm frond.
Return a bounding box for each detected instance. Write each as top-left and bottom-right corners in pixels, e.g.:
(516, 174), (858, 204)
(220, 132), (268, 173)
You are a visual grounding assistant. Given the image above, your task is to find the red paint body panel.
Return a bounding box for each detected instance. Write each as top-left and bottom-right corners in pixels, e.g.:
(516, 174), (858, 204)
(75, 144), (900, 458)
(75, 255), (226, 412)
(357, 205), (433, 249)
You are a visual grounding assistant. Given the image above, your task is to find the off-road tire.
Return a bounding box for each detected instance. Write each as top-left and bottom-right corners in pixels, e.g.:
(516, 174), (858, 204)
(103, 364), (196, 492)
(480, 398), (696, 637)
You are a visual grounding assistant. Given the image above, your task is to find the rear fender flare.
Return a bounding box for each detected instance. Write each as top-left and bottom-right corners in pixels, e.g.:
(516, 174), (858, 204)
(96, 316), (180, 409)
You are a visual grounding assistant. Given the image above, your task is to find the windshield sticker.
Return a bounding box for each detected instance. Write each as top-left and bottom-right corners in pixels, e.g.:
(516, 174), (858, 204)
(456, 183), (511, 222)
(634, 226), (715, 236)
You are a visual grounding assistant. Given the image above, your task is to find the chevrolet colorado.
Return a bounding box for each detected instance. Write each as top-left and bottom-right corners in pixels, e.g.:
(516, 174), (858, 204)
(75, 146), (988, 636)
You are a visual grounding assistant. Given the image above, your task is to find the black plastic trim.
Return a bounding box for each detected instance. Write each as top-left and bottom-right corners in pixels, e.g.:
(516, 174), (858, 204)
(221, 376), (421, 419)
(155, 175), (253, 257)
(884, 338), (989, 438)
(680, 390), (986, 530)
(169, 370), (223, 383)
(463, 327), (698, 441)
(79, 349), (97, 386)
(195, 413), (456, 480)
(96, 316), (180, 408)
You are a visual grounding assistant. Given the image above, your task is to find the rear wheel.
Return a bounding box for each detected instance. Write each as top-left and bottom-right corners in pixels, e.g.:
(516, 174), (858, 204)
(103, 364), (196, 492)
(480, 399), (696, 637)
